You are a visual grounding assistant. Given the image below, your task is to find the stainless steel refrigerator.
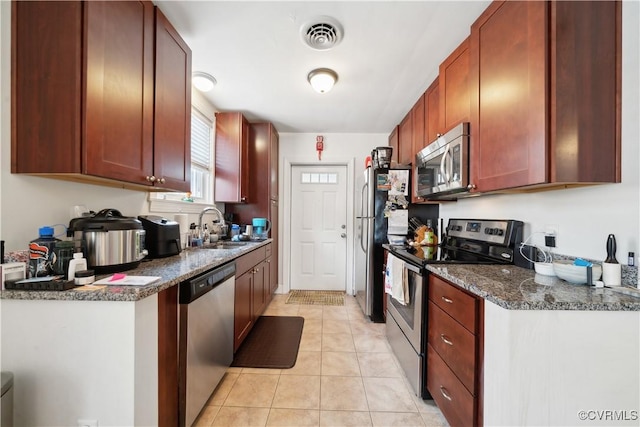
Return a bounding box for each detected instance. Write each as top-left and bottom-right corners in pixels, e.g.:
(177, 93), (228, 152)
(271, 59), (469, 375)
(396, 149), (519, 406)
(354, 166), (410, 322)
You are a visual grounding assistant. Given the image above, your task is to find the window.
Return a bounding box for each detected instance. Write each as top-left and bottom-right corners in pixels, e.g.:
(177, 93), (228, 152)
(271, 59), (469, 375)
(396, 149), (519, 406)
(189, 108), (213, 202)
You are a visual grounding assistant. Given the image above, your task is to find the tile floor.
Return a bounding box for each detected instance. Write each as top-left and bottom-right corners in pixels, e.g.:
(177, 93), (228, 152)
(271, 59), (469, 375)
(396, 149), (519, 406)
(193, 294), (448, 427)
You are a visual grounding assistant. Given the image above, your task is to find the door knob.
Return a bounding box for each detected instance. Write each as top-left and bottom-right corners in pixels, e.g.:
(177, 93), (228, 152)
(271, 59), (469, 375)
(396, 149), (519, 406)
(340, 233), (346, 238)
(341, 224), (346, 229)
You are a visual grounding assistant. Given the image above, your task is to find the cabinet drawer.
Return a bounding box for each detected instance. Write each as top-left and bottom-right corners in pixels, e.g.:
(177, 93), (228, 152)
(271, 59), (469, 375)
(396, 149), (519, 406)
(235, 246), (266, 276)
(265, 243), (272, 258)
(429, 275), (478, 333)
(427, 344), (475, 427)
(428, 302), (476, 394)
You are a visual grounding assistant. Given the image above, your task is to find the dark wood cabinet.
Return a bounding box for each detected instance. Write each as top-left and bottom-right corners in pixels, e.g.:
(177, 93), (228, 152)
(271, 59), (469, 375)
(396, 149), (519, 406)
(215, 112), (250, 203)
(388, 126), (399, 165)
(234, 269), (253, 352)
(252, 260), (268, 319)
(425, 78), (441, 145)
(439, 37), (470, 134)
(427, 274), (483, 427)
(152, 7), (192, 192)
(469, 0), (621, 193)
(11, 1), (191, 192)
(398, 113), (413, 166)
(410, 95), (425, 203)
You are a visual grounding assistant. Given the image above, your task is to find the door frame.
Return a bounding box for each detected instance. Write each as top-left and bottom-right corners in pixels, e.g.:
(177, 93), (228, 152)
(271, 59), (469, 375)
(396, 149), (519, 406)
(282, 158), (356, 295)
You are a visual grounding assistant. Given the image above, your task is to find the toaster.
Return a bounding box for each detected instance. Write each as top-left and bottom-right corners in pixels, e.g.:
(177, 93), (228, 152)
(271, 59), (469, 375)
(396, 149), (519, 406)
(138, 215), (181, 258)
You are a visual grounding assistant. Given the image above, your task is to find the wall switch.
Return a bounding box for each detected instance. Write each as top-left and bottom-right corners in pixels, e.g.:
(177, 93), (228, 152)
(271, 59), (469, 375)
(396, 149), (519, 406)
(77, 420), (98, 427)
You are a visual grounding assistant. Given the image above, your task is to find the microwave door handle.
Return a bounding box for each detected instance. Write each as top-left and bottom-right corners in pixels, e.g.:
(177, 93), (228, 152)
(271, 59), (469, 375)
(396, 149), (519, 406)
(439, 148), (447, 185)
(441, 144), (451, 183)
(446, 147), (454, 184)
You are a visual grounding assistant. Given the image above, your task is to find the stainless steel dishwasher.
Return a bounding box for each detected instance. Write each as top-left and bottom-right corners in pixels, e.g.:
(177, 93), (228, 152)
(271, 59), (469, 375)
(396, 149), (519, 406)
(179, 262), (235, 427)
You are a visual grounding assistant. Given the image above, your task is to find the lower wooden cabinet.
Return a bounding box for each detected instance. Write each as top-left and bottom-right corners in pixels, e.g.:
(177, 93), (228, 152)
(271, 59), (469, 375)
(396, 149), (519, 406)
(427, 274), (483, 426)
(233, 243), (275, 351)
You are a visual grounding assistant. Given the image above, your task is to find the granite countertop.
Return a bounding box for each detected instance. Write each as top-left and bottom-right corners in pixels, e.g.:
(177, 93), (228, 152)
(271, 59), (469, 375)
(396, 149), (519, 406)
(427, 264), (640, 311)
(0, 240), (272, 302)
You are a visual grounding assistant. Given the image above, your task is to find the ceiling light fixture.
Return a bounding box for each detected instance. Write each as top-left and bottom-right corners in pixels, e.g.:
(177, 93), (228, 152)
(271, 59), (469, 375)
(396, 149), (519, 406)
(192, 72), (217, 92)
(307, 68), (338, 94)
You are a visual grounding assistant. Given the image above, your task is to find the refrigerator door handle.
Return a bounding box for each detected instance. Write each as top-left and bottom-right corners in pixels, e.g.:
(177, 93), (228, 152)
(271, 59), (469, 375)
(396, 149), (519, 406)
(360, 218), (367, 252)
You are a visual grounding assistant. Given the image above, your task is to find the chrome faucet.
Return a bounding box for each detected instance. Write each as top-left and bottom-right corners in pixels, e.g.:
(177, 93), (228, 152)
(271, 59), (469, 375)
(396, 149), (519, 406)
(198, 206), (226, 239)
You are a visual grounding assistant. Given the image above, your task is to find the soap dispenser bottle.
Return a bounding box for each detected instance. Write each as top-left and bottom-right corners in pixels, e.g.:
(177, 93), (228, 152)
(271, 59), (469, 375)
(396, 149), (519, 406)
(602, 234), (621, 287)
(67, 252), (88, 281)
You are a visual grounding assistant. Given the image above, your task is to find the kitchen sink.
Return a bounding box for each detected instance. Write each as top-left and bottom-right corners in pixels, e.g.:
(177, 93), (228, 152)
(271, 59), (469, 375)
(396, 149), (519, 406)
(203, 242), (250, 250)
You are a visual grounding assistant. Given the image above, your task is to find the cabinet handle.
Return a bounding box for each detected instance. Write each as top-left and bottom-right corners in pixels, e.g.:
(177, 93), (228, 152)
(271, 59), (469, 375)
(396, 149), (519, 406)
(467, 184), (476, 190)
(439, 386), (452, 401)
(254, 268), (260, 273)
(266, 259), (271, 263)
(440, 334), (453, 346)
(146, 175), (156, 183)
(241, 197), (247, 203)
(158, 177), (166, 184)
(441, 296), (453, 304)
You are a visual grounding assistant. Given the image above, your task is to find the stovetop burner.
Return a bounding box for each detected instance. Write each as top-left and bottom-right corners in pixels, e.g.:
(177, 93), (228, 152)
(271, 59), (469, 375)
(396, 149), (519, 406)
(387, 218), (524, 268)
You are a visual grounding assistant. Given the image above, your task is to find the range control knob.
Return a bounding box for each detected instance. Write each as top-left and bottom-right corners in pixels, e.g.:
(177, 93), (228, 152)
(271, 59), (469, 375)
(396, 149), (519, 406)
(484, 227), (493, 235)
(496, 228), (505, 236)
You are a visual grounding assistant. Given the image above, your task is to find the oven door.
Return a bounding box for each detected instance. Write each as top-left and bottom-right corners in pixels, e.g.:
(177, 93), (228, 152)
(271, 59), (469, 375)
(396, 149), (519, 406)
(387, 261), (424, 352)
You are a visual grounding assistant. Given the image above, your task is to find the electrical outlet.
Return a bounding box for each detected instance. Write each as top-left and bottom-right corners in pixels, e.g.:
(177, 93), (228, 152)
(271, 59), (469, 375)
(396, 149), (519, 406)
(77, 420), (98, 427)
(544, 224), (558, 237)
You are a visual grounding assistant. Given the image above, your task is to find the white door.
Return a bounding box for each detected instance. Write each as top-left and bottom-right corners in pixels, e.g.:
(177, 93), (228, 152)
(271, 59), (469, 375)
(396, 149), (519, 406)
(290, 165), (348, 291)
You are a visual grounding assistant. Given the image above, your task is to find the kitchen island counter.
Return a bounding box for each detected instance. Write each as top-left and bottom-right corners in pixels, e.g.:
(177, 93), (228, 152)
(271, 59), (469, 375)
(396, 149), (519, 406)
(0, 239), (272, 302)
(426, 264), (640, 311)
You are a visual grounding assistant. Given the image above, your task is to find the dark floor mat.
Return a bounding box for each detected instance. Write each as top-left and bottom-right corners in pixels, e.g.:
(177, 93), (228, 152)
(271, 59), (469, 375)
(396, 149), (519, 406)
(231, 316), (305, 369)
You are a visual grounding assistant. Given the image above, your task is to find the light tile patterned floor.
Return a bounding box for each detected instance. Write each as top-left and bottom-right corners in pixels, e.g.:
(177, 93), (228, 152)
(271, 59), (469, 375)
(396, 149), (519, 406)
(194, 294), (448, 427)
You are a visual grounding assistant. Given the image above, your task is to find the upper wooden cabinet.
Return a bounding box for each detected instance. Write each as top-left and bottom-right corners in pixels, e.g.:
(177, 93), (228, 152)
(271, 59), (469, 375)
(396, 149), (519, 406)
(388, 126), (399, 165)
(469, 1), (621, 193)
(398, 112), (413, 165)
(439, 37), (470, 135)
(11, 1), (192, 192)
(411, 94), (426, 159)
(153, 8), (192, 192)
(214, 112), (250, 203)
(424, 78), (441, 145)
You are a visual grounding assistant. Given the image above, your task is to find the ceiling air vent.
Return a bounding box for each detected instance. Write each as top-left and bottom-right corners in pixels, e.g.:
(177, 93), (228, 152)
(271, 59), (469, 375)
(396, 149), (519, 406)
(300, 16), (343, 50)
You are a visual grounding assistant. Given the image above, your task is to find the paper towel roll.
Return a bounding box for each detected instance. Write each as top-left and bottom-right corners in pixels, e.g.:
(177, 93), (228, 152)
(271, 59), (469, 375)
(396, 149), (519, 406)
(174, 214), (190, 234)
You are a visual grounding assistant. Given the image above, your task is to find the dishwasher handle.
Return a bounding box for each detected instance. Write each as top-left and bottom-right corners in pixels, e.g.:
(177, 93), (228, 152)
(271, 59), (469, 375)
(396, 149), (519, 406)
(180, 262), (236, 304)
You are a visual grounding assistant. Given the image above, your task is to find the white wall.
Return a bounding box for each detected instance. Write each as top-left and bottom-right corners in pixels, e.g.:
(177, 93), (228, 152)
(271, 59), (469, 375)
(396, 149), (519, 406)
(441, 2), (640, 266)
(278, 132), (387, 293)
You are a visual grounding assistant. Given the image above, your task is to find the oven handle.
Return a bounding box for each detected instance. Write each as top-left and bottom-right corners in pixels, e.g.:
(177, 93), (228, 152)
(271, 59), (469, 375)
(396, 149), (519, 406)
(403, 261), (422, 275)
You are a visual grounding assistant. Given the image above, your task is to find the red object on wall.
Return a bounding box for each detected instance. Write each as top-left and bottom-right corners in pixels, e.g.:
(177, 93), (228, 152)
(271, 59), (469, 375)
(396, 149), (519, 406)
(316, 135), (324, 160)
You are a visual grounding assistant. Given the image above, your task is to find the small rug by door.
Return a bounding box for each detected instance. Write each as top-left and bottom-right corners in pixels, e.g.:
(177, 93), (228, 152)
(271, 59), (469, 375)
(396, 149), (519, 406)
(231, 316), (305, 369)
(285, 290), (345, 306)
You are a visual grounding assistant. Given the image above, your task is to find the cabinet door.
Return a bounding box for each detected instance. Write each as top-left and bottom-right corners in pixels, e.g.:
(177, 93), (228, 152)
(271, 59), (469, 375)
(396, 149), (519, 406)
(215, 112), (250, 203)
(439, 37), (470, 133)
(388, 126), (399, 165)
(84, 1), (155, 184)
(153, 8), (191, 192)
(269, 125), (279, 201)
(252, 261), (268, 319)
(411, 94), (426, 158)
(11, 1), (83, 174)
(470, 1), (547, 192)
(425, 78), (440, 144)
(234, 270), (253, 352)
(398, 113), (413, 166)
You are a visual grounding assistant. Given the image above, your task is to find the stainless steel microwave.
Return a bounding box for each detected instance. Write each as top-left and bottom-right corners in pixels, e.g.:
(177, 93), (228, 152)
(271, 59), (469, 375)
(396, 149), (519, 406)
(415, 122), (472, 200)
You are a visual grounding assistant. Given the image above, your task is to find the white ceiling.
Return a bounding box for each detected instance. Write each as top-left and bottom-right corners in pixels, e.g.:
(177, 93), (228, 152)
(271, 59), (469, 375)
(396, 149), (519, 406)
(155, 1), (491, 134)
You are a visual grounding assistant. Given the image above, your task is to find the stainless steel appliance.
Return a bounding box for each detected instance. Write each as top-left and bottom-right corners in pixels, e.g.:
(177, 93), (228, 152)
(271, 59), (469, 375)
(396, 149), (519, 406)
(385, 218), (524, 398)
(67, 209), (147, 273)
(179, 262), (235, 427)
(138, 215), (181, 258)
(415, 122), (473, 200)
(354, 164), (411, 322)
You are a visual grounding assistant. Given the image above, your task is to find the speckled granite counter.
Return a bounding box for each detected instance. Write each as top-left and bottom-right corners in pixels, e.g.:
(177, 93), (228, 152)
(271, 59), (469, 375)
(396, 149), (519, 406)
(0, 240), (271, 302)
(427, 264), (640, 311)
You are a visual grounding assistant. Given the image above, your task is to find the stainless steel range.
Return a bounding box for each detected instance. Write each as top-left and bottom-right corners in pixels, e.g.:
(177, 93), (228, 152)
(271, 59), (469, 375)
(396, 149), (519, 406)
(384, 218), (524, 398)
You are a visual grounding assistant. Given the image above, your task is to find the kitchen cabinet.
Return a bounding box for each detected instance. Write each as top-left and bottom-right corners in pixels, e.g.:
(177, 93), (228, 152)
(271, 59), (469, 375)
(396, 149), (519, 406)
(226, 122), (279, 293)
(388, 126), (399, 165)
(424, 78), (440, 146)
(398, 112), (413, 166)
(152, 7), (192, 192)
(438, 37), (470, 134)
(427, 275), (483, 427)
(410, 95), (425, 203)
(469, 0), (621, 193)
(233, 244), (273, 352)
(215, 112), (250, 203)
(11, 1), (191, 192)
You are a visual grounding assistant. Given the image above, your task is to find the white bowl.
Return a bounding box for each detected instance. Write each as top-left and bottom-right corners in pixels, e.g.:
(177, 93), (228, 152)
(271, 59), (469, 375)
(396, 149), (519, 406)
(553, 260), (602, 285)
